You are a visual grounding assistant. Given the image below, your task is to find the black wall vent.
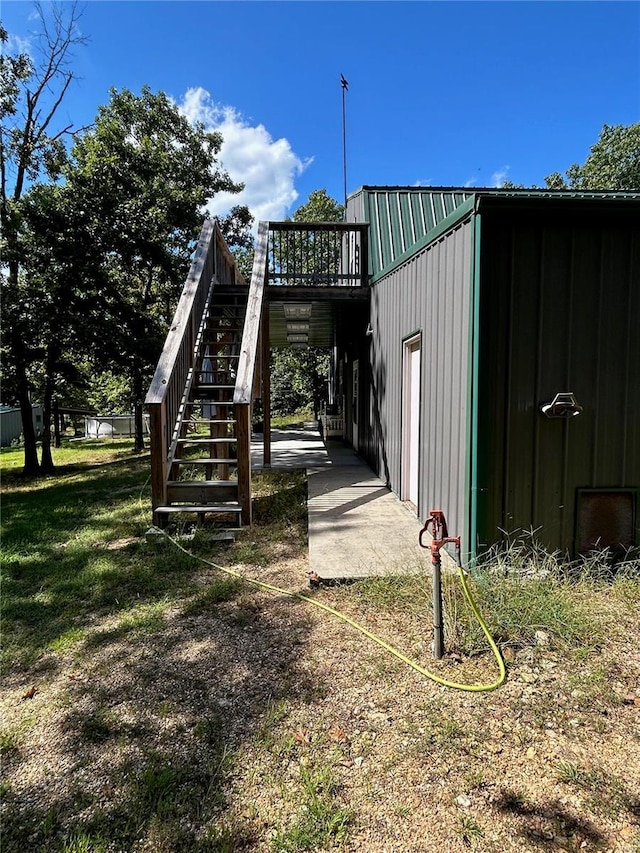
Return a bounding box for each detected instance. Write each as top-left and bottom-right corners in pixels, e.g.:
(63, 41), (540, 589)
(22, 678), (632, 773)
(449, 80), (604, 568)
(576, 490), (637, 555)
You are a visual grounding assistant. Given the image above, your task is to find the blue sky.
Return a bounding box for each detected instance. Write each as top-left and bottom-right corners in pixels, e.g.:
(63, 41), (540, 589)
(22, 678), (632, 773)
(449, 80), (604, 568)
(3, 1), (640, 221)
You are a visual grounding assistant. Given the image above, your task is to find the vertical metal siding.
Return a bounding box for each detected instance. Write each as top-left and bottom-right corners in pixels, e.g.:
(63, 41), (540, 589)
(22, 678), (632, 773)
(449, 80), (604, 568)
(366, 219), (473, 538)
(478, 209), (640, 553)
(359, 188), (475, 276)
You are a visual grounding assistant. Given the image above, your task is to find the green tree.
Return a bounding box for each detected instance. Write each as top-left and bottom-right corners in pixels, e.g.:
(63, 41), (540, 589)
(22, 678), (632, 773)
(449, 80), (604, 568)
(218, 204), (254, 251)
(63, 86), (245, 452)
(17, 181), (109, 471)
(270, 347), (330, 419)
(292, 188), (344, 222)
(1, 4), (86, 474)
(219, 204), (255, 281)
(544, 122), (640, 191)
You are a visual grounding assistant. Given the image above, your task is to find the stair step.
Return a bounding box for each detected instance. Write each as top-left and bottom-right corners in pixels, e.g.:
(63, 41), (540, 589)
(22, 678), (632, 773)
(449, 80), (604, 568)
(167, 481), (238, 502)
(199, 355), (237, 360)
(207, 324), (244, 331)
(172, 458), (237, 465)
(184, 419), (237, 425)
(155, 504), (242, 515)
(178, 437), (237, 445)
(202, 342), (241, 348)
(169, 479), (237, 487)
(194, 384), (235, 390)
(186, 401), (234, 409)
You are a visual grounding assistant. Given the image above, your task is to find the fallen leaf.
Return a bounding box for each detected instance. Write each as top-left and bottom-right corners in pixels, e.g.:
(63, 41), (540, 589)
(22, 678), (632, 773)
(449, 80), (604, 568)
(293, 728), (311, 744)
(22, 686), (37, 700)
(526, 746), (537, 759)
(328, 724), (347, 742)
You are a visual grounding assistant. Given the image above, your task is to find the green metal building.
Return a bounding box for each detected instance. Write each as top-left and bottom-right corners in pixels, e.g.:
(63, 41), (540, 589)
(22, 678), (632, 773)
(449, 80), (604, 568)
(345, 187), (640, 559)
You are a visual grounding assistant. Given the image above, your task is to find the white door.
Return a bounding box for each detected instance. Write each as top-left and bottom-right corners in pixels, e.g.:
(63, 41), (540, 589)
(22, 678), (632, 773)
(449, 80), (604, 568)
(352, 359), (359, 451)
(402, 336), (421, 508)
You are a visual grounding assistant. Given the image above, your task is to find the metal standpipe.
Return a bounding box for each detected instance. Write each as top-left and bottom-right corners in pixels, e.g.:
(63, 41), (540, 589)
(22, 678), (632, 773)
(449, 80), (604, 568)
(419, 510), (461, 660)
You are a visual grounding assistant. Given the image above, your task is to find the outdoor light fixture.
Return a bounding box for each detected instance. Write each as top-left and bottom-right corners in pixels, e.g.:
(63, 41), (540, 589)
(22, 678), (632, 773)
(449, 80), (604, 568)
(290, 343), (309, 350)
(283, 304), (312, 320)
(541, 392), (583, 418)
(287, 333), (309, 343)
(286, 322), (310, 333)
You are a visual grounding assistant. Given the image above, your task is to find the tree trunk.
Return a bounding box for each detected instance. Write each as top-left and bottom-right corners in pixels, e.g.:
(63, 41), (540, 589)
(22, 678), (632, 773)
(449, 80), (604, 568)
(17, 369), (40, 476)
(6, 265), (40, 476)
(53, 400), (62, 448)
(132, 366), (145, 452)
(40, 365), (56, 474)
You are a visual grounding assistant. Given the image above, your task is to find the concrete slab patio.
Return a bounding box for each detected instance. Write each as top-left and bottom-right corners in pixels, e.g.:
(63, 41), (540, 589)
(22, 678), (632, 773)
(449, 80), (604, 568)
(252, 428), (430, 581)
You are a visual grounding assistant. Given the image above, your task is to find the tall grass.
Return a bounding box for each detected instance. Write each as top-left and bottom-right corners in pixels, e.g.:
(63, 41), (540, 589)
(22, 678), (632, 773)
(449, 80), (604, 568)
(346, 534), (638, 658)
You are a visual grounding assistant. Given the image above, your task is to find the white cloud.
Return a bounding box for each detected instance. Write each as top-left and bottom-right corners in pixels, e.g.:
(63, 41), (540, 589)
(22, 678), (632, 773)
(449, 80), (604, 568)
(491, 166), (510, 187)
(179, 87), (311, 225)
(7, 34), (32, 57)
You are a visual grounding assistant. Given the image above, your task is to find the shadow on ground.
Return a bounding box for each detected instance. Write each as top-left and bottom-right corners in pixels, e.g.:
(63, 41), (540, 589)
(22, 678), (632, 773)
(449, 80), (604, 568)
(1, 461), (317, 851)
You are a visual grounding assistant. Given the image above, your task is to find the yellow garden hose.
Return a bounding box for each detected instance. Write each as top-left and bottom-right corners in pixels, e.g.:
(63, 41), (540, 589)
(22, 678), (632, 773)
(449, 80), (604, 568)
(163, 531), (506, 693)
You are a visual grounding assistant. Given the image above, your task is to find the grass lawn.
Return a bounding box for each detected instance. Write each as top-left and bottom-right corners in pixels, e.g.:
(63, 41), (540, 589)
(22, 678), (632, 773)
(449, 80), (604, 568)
(2, 440), (639, 853)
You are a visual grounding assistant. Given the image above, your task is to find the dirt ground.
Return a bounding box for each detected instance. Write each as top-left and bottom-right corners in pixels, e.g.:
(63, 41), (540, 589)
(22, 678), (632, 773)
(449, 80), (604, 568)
(2, 549), (639, 853)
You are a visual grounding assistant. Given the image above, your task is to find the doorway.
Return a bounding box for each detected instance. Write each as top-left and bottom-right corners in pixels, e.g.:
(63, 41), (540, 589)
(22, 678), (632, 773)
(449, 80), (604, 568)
(402, 335), (421, 509)
(352, 359), (359, 451)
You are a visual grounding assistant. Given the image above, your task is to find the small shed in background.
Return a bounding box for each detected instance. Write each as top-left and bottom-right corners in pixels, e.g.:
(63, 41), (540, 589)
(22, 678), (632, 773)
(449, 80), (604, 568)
(0, 405), (43, 447)
(84, 414), (150, 438)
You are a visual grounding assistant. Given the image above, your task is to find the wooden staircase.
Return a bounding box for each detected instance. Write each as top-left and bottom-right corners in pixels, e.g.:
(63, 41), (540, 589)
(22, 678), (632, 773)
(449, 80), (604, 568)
(146, 219), (268, 530)
(153, 285), (249, 525)
(146, 217), (366, 529)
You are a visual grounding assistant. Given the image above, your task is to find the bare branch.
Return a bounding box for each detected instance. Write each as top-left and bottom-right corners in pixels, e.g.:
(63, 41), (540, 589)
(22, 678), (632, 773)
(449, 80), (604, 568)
(33, 72), (73, 146)
(4, 2), (87, 203)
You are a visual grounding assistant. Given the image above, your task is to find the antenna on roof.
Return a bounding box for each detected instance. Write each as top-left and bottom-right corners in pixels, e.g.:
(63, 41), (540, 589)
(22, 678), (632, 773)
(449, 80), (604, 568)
(341, 74), (348, 217)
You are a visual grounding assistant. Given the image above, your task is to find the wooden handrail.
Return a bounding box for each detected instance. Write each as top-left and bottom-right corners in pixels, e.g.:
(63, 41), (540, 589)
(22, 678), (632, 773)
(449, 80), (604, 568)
(234, 221), (269, 405)
(146, 220), (245, 406)
(233, 221), (269, 526)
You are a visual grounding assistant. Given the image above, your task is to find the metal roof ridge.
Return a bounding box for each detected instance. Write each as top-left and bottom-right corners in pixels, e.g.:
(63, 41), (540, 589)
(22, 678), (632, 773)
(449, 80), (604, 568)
(357, 185), (640, 197)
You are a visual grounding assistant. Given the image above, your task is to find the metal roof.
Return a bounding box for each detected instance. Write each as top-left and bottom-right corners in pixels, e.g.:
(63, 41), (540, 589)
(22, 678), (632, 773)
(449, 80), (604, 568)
(357, 187), (473, 277)
(351, 186), (640, 279)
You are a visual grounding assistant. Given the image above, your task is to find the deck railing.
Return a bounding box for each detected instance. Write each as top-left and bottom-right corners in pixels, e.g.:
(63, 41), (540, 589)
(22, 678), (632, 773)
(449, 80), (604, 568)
(145, 219), (244, 512)
(268, 222), (368, 287)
